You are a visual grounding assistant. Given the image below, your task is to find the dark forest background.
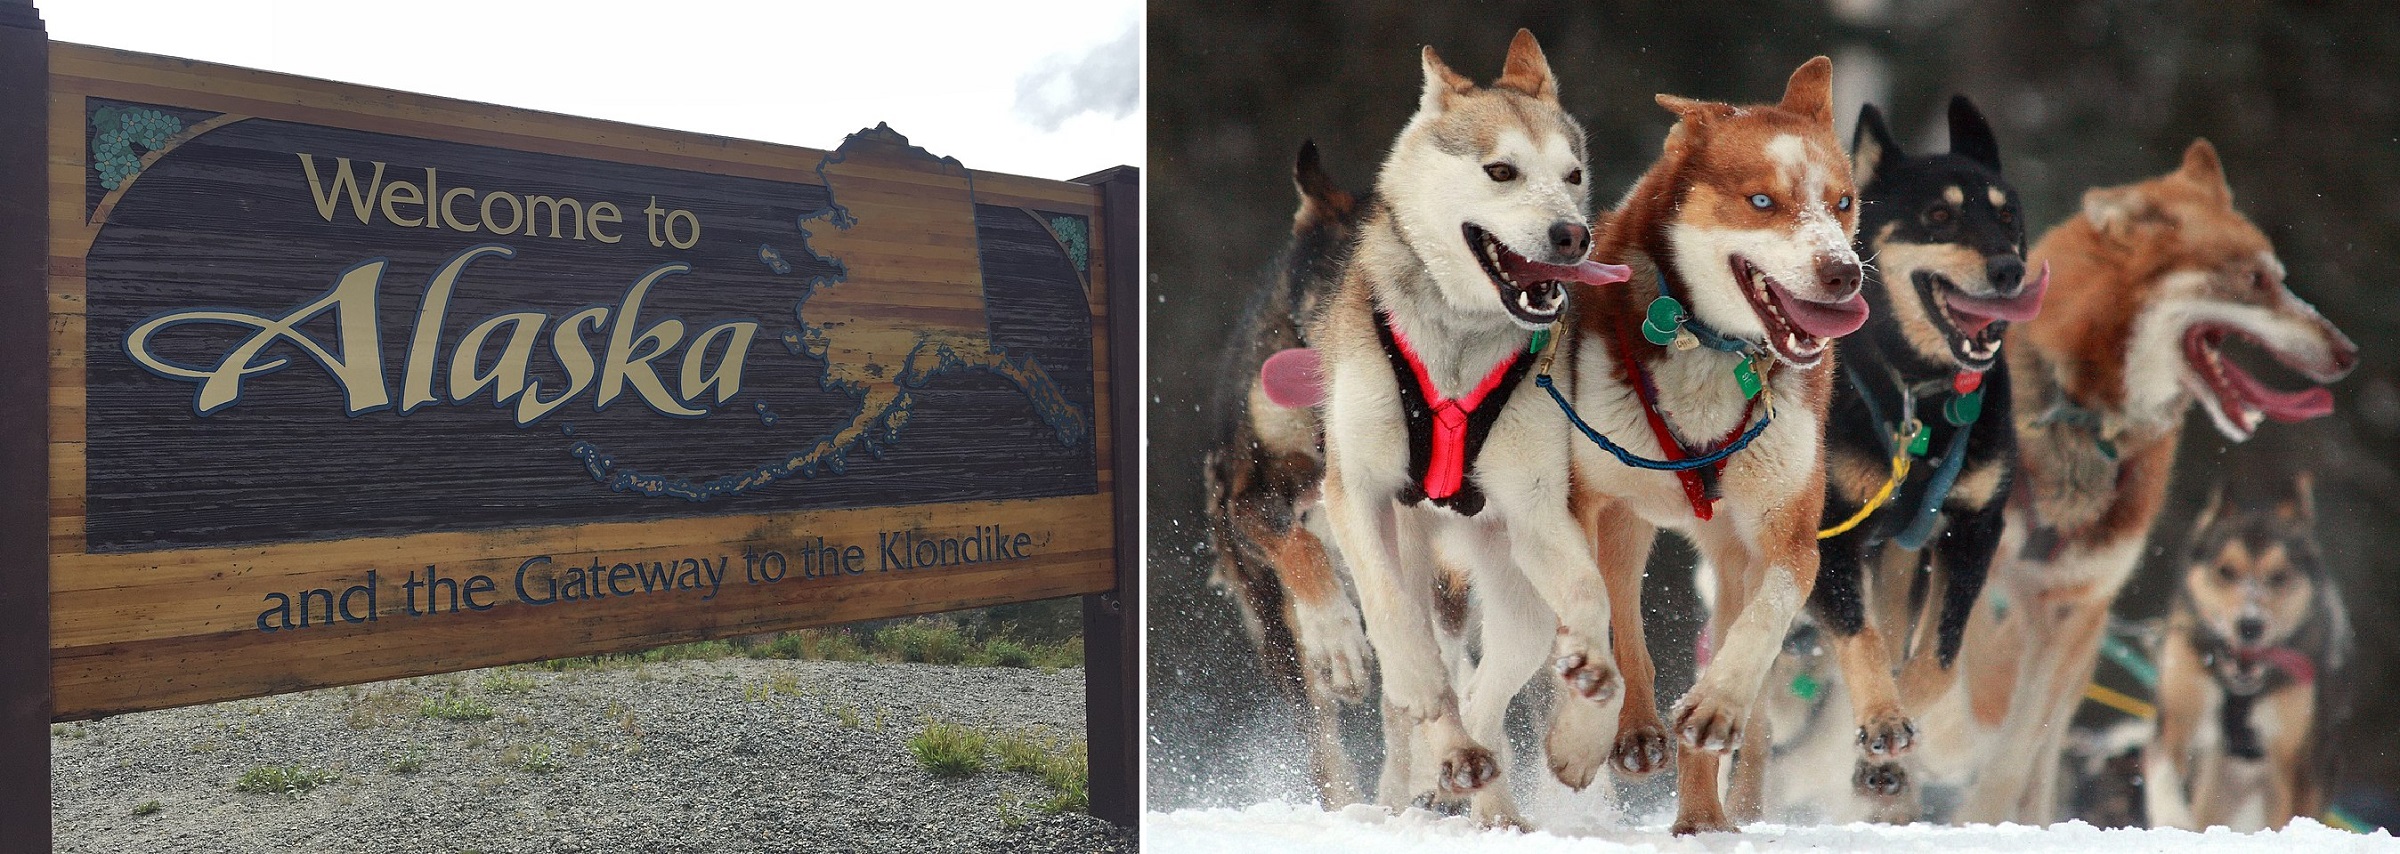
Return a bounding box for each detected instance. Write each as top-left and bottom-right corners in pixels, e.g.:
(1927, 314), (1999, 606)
(1147, 0), (2400, 824)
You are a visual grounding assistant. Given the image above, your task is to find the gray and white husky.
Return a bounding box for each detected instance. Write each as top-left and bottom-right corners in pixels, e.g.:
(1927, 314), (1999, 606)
(1309, 29), (1630, 825)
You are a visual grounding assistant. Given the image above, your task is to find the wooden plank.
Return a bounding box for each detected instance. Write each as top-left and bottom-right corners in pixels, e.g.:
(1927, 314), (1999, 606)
(0, 3), (49, 850)
(1078, 164), (1140, 829)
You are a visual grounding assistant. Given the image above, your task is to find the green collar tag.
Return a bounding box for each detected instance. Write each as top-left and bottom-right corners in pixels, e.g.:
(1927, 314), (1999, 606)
(1529, 329), (1551, 355)
(1734, 355), (1762, 400)
(1943, 388), (1984, 426)
(1642, 295), (1683, 346)
(1790, 672), (1820, 702)
(1906, 422), (1931, 457)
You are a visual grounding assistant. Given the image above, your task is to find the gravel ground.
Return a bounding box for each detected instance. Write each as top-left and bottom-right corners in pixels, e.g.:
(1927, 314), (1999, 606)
(51, 658), (1133, 853)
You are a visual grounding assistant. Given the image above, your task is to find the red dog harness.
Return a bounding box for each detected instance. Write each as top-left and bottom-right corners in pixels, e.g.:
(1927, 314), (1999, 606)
(1375, 314), (1535, 516)
(1608, 319), (1762, 521)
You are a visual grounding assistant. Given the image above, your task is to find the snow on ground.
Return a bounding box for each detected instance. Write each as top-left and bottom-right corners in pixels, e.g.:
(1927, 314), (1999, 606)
(1147, 802), (2400, 853)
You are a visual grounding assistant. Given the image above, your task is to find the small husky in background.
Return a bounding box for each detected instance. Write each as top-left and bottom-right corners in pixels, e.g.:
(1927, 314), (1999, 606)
(2147, 473), (2351, 831)
(1312, 30), (1629, 825)
(1201, 141), (1371, 805)
(1790, 95), (2041, 811)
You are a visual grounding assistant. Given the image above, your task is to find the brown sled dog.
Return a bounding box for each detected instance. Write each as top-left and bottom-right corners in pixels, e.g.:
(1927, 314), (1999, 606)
(2146, 473), (2351, 831)
(1951, 140), (2358, 823)
(1200, 141), (1370, 805)
(1551, 57), (1868, 834)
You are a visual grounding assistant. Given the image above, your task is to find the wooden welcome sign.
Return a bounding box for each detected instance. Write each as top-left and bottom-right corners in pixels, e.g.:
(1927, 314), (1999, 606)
(0, 2), (1140, 841)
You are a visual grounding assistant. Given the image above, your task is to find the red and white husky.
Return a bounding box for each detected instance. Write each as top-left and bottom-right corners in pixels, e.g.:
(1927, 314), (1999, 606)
(1548, 57), (1870, 834)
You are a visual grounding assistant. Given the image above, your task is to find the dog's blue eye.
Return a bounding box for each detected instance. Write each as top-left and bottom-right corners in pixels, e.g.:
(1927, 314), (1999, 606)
(1749, 193), (1772, 210)
(1837, 195), (1852, 211)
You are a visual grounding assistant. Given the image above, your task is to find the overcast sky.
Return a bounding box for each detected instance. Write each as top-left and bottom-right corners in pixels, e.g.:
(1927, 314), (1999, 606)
(42, 0), (1141, 182)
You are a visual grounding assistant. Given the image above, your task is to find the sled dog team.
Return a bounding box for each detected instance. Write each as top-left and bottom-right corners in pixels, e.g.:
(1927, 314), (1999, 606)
(1202, 31), (2357, 833)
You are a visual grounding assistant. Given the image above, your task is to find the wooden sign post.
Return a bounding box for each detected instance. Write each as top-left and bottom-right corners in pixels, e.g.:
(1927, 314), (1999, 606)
(0, 2), (1139, 845)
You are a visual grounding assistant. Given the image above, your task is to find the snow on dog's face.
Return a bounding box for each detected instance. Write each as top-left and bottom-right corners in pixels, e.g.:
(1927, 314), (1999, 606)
(1852, 96), (2043, 373)
(1380, 30), (1629, 330)
(1654, 57), (1866, 368)
(2094, 141), (2359, 441)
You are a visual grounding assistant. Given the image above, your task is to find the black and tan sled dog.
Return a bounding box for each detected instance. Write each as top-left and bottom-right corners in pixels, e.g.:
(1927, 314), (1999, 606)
(2146, 473), (2351, 831)
(1794, 96), (2045, 805)
(1201, 141), (1371, 804)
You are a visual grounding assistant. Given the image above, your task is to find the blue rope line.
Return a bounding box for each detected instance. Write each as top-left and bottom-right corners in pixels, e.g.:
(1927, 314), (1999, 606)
(1893, 424), (1971, 551)
(1535, 374), (1773, 471)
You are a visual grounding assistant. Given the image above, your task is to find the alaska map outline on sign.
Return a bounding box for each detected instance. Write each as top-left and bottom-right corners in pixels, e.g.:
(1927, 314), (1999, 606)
(563, 124), (1093, 500)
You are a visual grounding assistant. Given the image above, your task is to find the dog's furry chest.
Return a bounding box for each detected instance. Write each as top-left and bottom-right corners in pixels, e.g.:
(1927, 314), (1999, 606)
(1565, 334), (1824, 529)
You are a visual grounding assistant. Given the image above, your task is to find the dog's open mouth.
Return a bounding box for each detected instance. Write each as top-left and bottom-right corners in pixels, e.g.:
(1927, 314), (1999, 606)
(1917, 260), (2047, 369)
(1464, 224), (1630, 328)
(1731, 256), (1868, 367)
(2183, 325), (2340, 441)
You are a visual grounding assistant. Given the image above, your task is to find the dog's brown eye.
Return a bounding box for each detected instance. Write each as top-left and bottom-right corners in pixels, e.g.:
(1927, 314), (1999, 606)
(1928, 207), (1953, 224)
(2216, 564), (2238, 584)
(2269, 571), (2292, 589)
(1998, 208), (2014, 224)
(1566, 168), (1583, 186)
(2252, 270), (2273, 291)
(1485, 163), (1518, 182)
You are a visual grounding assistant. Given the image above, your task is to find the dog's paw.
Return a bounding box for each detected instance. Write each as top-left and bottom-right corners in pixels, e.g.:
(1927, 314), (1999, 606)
(1854, 710), (1918, 759)
(1293, 599), (1374, 702)
(1551, 650), (1620, 703)
(1543, 699), (1611, 790)
(1670, 811), (1738, 836)
(1670, 689), (1744, 754)
(1436, 745), (1500, 795)
(1611, 719), (1673, 777)
(1852, 759), (1909, 799)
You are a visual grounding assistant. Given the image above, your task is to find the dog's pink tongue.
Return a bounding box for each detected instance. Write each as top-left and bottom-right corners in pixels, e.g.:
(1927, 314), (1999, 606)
(1501, 254), (1633, 288)
(1772, 284), (1871, 339)
(1946, 260), (2050, 335)
(2224, 361), (2335, 423)
(1261, 347), (1326, 409)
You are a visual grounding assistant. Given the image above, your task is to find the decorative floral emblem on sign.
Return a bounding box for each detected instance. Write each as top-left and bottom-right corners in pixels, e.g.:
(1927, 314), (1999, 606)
(91, 106), (184, 190)
(1048, 214), (1090, 274)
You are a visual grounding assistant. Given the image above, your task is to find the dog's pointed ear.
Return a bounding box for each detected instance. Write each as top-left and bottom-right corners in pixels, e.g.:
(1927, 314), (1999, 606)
(2191, 483), (2226, 543)
(2177, 138), (2233, 204)
(1853, 103), (1898, 187)
(1420, 45), (1476, 116)
(1656, 93), (1735, 127)
(2283, 470), (2317, 525)
(2082, 184), (2157, 236)
(1779, 56), (1835, 124)
(1495, 29), (1557, 103)
(1291, 140), (1355, 236)
(1948, 95), (2002, 173)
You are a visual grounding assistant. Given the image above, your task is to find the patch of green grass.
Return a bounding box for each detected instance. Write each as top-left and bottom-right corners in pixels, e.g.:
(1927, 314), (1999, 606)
(1035, 741), (1089, 813)
(997, 792), (1028, 830)
(830, 704), (863, 729)
(908, 721), (987, 777)
(983, 638), (1036, 668)
(419, 690), (495, 722)
(481, 673), (538, 694)
(233, 764), (336, 797)
(876, 620), (977, 665)
(51, 723), (87, 740)
(131, 800), (161, 816)
(992, 727), (1059, 773)
(506, 742), (560, 774)
(389, 746), (428, 773)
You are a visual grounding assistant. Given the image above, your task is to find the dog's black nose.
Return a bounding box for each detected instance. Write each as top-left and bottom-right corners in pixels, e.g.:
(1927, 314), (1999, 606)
(1549, 221), (1590, 261)
(2236, 618), (2266, 644)
(1818, 255), (1862, 298)
(1989, 256), (2026, 296)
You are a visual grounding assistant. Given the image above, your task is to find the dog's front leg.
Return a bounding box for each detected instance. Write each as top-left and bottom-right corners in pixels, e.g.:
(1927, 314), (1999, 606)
(1898, 497), (2006, 712)
(1580, 494), (1670, 781)
(1491, 475), (1619, 707)
(1323, 472), (1494, 800)
(2143, 626), (2201, 829)
(1672, 498), (1823, 834)
(1810, 518), (1916, 793)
